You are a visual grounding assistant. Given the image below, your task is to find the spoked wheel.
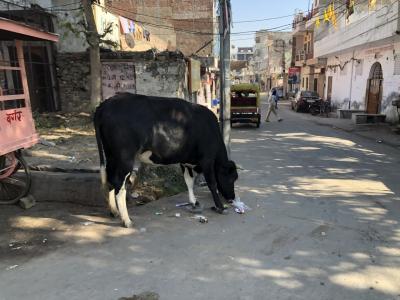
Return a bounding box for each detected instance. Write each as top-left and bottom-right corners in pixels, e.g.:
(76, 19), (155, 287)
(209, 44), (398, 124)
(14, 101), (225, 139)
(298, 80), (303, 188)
(0, 151), (31, 205)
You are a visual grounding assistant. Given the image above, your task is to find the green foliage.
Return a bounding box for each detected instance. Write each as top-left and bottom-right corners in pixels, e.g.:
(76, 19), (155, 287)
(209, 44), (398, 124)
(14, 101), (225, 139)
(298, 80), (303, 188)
(58, 9), (118, 50)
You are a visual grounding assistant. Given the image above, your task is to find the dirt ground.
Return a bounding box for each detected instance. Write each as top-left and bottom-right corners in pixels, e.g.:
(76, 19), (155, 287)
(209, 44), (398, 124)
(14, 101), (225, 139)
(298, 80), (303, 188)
(27, 112), (98, 170)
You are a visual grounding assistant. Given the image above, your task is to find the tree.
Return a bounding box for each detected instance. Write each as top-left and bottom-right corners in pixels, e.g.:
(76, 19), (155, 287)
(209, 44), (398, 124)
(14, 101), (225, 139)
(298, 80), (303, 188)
(82, 0), (101, 110)
(60, 0), (118, 110)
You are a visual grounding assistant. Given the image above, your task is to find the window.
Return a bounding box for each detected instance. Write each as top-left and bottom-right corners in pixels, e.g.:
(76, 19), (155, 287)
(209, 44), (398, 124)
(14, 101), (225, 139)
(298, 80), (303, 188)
(305, 77), (309, 90)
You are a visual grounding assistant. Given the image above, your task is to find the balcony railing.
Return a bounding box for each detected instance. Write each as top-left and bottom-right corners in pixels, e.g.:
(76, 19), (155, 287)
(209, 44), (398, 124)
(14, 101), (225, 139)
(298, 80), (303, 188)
(296, 49), (312, 61)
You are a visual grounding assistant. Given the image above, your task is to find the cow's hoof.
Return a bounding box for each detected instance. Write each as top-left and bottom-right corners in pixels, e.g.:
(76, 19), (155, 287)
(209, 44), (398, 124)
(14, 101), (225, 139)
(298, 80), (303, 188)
(122, 220), (134, 228)
(110, 211), (119, 218)
(186, 202), (203, 214)
(211, 206), (228, 215)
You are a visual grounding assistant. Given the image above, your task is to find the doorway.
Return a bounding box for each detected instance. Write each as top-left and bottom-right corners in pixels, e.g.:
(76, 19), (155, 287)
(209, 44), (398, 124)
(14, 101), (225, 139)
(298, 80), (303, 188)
(327, 76), (332, 100)
(366, 62), (383, 114)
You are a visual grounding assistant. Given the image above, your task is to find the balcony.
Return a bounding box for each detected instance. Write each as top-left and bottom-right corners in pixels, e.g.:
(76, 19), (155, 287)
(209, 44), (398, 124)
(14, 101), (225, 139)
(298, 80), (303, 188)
(292, 13), (307, 36)
(295, 49), (313, 66)
(314, 1), (399, 57)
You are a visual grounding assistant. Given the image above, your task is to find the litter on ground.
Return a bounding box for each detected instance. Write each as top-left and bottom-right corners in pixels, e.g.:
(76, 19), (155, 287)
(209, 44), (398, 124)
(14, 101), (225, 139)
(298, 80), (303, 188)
(232, 197), (251, 214)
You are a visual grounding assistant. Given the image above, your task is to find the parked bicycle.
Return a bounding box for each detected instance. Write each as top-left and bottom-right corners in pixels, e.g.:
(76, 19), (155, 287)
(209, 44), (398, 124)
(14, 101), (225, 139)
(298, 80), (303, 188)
(0, 151), (31, 204)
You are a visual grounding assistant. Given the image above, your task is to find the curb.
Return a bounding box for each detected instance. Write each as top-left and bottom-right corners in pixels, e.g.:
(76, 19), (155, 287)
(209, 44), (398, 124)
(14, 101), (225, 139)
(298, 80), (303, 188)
(30, 170), (104, 207)
(312, 120), (400, 149)
(29, 165), (99, 173)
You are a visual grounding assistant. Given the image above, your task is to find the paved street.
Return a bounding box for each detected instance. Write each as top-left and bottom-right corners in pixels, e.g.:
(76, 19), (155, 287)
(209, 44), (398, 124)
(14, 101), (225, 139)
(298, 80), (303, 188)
(1, 99), (400, 300)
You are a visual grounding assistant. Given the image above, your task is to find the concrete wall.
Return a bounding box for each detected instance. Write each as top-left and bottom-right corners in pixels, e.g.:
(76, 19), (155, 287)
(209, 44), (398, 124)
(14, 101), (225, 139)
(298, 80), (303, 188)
(324, 42), (400, 122)
(315, 0), (399, 58)
(56, 52), (91, 112)
(57, 51), (189, 112)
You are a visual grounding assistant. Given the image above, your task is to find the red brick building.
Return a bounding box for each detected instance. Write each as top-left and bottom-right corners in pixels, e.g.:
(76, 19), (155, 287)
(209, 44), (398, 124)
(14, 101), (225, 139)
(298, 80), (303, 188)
(105, 0), (217, 57)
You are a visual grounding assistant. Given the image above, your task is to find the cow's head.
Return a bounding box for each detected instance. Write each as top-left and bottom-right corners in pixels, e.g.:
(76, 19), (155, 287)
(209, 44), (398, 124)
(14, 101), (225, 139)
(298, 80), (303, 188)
(216, 160), (238, 202)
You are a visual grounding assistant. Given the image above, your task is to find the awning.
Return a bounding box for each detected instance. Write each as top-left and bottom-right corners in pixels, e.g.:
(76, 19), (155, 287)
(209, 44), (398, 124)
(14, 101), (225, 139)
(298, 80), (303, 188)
(0, 17), (59, 42)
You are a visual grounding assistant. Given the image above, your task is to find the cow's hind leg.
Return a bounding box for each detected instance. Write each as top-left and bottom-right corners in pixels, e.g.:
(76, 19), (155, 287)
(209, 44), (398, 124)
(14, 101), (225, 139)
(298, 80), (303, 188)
(115, 172), (133, 228)
(108, 188), (119, 217)
(104, 163), (120, 218)
(109, 160), (134, 228)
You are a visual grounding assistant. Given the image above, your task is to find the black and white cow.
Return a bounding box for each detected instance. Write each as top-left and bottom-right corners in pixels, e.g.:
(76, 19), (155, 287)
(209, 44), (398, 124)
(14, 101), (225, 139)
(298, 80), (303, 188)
(94, 93), (238, 228)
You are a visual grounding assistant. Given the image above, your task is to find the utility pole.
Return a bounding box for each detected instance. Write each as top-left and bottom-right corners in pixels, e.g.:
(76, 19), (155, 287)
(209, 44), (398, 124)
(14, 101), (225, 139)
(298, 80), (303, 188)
(219, 0), (231, 157)
(281, 40), (286, 99)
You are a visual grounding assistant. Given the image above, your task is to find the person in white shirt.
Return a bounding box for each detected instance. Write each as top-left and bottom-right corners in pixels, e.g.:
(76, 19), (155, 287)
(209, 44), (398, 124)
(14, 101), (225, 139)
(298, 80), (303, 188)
(265, 89), (283, 122)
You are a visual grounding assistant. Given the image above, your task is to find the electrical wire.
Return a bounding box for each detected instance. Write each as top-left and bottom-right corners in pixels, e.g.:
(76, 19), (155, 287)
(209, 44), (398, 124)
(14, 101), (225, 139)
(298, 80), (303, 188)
(45, 1), (81, 9)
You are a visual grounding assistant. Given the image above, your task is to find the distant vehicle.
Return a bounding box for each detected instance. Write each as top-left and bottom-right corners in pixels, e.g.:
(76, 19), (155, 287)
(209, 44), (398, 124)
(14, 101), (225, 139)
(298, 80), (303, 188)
(291, 90), (321, 112)
(231, 83), (261, 128)
(287, 88), (299, 99)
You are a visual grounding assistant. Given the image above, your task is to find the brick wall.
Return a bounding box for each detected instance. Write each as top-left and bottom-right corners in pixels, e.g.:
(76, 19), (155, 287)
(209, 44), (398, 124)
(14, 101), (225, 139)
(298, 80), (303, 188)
(106, 0), (215, 56)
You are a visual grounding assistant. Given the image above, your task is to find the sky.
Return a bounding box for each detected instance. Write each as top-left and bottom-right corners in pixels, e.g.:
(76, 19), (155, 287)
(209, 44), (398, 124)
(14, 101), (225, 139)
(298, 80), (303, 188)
(231, 0), (311, 47)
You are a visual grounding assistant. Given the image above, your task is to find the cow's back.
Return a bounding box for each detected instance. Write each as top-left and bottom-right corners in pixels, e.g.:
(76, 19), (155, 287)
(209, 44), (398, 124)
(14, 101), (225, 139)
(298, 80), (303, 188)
(95, 93), (223, 164)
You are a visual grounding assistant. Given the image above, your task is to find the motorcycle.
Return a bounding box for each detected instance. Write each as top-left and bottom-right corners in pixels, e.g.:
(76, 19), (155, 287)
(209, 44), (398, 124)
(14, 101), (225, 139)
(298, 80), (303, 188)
(309, 99), (331, 117)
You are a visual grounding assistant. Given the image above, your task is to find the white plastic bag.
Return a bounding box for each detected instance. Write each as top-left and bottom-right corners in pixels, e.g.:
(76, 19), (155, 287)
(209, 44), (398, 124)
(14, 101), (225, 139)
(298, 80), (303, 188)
(232, 197), (251, 214)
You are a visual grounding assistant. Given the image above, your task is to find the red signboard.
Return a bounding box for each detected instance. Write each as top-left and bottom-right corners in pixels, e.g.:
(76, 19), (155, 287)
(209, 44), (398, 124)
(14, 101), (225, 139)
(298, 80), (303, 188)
(288, 67), (301, 84)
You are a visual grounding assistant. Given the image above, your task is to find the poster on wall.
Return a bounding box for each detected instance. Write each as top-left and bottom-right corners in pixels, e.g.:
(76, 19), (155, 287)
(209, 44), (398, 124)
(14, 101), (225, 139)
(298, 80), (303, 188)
(101, 62), (136, 100)
(288, 67), (301, 84)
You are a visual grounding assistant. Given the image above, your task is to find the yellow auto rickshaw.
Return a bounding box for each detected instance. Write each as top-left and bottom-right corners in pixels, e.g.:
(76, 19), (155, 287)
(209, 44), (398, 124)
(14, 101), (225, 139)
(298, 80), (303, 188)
(231, 84), (261, 128)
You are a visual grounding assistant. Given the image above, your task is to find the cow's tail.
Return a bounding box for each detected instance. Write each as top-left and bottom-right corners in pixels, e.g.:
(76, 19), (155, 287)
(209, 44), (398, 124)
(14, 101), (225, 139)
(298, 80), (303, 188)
(94, 107), (107, 189)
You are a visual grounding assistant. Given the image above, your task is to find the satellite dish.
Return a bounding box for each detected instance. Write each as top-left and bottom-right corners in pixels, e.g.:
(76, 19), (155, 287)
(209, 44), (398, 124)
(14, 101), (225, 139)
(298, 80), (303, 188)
(125, 34), (135, 48)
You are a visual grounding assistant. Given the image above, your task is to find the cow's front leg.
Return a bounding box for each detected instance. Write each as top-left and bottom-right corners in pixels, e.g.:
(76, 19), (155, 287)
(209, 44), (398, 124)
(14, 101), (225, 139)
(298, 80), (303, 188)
(201, 162), (226, 214)
(128, 161), (140, 198)
(115, 173), (133, 228)
(181, 165), (202, 213)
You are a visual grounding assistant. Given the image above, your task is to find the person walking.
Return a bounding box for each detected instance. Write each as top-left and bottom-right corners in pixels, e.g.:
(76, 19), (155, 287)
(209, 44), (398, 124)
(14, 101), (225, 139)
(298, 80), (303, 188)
(265, 89), (283, 122)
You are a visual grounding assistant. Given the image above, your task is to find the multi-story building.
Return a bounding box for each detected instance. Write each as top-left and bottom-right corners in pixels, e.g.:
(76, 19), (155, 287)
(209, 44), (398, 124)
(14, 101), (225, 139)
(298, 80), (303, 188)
(253, 30), (269, 87)
(291, 2), (326, 98)
(237, 47), (254, 61)
(267, 32), (292, 92)
(314, 0), (400, 122)
(253, 30), (291, 92)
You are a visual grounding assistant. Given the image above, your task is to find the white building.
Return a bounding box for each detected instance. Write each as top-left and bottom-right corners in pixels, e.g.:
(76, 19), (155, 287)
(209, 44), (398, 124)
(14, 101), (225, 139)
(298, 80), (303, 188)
(314, 0), (400, 122)
(253, 30), (292, 91)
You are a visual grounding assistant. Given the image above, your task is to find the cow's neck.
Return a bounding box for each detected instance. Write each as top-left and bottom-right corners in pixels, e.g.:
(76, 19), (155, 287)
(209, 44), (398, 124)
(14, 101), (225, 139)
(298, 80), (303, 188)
(216, 145), (229, 166)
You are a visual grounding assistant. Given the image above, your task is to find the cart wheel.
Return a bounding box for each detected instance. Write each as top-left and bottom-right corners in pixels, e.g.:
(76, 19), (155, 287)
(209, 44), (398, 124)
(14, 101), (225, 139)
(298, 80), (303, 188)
(0, 152), (31, 205)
